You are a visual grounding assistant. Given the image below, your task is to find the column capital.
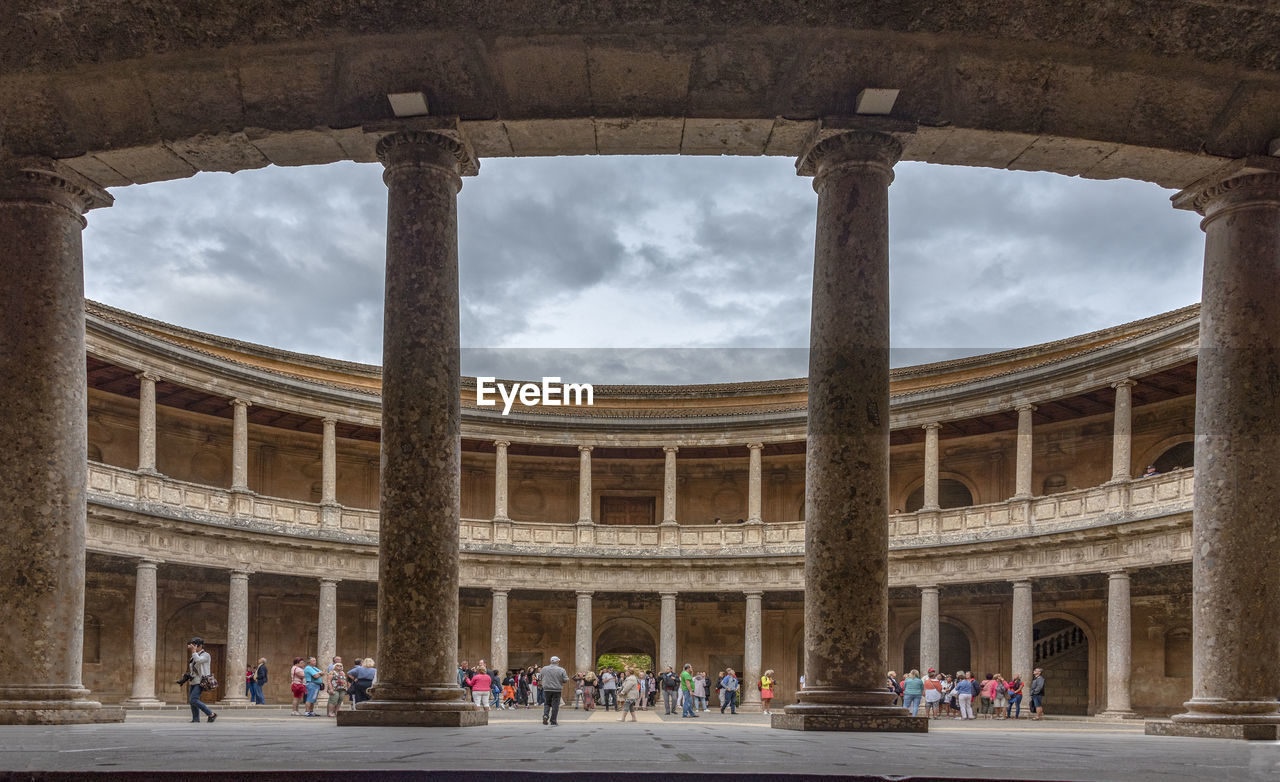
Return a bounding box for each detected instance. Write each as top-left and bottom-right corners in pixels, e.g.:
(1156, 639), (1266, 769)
(746, 442), (764, 451)
(491, 587), (510, 597)
(663, 445), (679, 454)
(1015, 403), (1037, 414)
(1104, 569), (1131, 579)
(1010, 578), (1034, 588)
(743, 589), (764, 599)
(492, 439), (510, 449)
(319, 577), (341, 587)
(229, 569), (250, 581)
(577, 444), (593, 453)
(575, 590), (593, 599)
(919, 584), (940, 594)
(1111, 379), (1137, 390)
(229, 398), (252, 409)
(372, 125), (479, 178)
(1172, 156), (1280, 217)
(658, 591), (679, 600)
(321, 416), (338, 427)
(0, 157), (113, 221)
(796, 125), (908, 179)
(136, 558), (161, 570)
(135, 370), (161, 383)
(922, 421), (942, 432)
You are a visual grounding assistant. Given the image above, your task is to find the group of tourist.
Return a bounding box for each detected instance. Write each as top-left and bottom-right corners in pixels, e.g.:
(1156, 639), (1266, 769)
(456, 659), (778, 719)
(887, 667), (1047, 720)
(281, 654), (377, 718)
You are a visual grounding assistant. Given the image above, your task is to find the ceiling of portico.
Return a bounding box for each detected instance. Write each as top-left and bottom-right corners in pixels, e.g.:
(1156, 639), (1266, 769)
(5, 2), (1279, 188)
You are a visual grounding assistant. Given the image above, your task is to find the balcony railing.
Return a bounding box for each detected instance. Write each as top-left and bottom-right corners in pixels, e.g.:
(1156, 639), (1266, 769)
(87, 461), (1193, 554)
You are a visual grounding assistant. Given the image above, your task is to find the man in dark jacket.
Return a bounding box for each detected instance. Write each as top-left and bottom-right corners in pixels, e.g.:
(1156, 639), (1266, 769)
(1030, 668), (1046, 720)
(252, 658), (267, 704)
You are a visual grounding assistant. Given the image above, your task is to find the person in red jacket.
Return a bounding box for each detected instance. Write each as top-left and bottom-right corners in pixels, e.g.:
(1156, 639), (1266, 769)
(466, 664), (494, 712)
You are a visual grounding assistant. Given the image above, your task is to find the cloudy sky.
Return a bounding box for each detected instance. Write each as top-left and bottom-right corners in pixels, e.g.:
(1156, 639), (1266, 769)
(81, 156), (1205, 384)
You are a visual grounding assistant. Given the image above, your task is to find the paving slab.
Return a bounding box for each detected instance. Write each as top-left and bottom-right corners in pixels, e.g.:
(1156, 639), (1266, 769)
(0, 710), (1276, 781)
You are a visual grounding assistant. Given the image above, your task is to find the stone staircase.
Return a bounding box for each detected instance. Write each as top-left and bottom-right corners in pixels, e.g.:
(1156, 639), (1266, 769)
(1035, 626), (1089, 715)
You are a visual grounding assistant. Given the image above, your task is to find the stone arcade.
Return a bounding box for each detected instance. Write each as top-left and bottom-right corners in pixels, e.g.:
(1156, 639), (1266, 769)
(1, 1), (1279, 742)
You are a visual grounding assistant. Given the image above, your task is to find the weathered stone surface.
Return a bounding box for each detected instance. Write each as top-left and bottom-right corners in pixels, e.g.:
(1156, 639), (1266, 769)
(771, 713), (928, 732)
(1145, 720), (1280, 741)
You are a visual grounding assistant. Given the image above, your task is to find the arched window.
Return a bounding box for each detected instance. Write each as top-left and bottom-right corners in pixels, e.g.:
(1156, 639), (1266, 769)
(1153, 442), (1194, 474)
(905, 479), (974, 512)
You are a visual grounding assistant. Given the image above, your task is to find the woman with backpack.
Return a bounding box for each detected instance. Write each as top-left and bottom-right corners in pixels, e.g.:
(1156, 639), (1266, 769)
(1006, 674), (1025, 719)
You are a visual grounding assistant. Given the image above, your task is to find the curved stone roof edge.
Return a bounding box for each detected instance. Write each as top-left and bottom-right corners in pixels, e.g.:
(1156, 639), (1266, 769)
(86, 299), (1202, 401)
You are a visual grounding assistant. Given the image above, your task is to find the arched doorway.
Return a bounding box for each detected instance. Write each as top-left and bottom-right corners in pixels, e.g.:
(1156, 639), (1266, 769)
(905, 479), (975, 512)
(902, 621), (972, 673)
(594, 617), (657, 663)
(1033, 618), (1090, 715)
(1152, 441), (1194, 473)
(163, 600), (227, 703)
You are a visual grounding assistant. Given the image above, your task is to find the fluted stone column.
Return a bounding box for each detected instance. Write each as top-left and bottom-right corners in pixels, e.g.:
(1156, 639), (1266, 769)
(1156, 159), (1280, 741)
(320, 417), (339, 527)
(0, 159), (120, 724)
(1099, 571), (1139, 718)
(922, 422), (942, 511)
(222, 570), (250, 705)
(576, 445), (592, 523)
(1011, 580), (1034, 682)
(337, 127), (483, 727)
(136, 372), (159, 474)
(659, 592), (678, 672)
(919, 586), (940, 675)
(575, 591), (593, 674)
(661, 446), (679, 524)
(747, 443), (764, 523)
(741, 591), (764, 711)
(318, 578), (338, 669)
(125, 559), (163, 707)
(775, 128), (918, 733)
(230, 399), (251, 492)
(493, 440), (510, 521)
(1012, 404), (1036, 499)
(1110, 381), (1136, 482)
(490, 588), (509, 678)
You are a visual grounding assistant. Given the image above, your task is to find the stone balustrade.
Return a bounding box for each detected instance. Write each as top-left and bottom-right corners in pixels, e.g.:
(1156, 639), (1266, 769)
(87, 460), (1192, 558)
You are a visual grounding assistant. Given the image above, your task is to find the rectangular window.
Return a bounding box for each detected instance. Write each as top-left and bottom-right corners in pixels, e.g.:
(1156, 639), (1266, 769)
(599, 496), (656, 526)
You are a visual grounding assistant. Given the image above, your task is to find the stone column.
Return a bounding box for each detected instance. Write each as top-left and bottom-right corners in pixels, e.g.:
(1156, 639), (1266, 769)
(125, 559), (163, 707)
(922, 422), (942, 511)
(490, 588), (509, 679)
(1012, 404), (1036, 499)
(1011, 580), (1034, 682)
(919, 585), (940, 675)
(659, 591), (678, 672)
(741, 590), (764, 711)
(661, 446), (679, 524)
(1099, 571), (1139, 718)
(320, 417), (339, 527)
(222, 569), (250, 705)
(230, 399), (251, 492)
(318, 578), (338, 669)
(776, 128), (917, 732)
(136, 372), (160, 474)
(1160, 159), (1280, 740)
(337, 127), (483, 727)
(575, 591), (593, 675)
(1110, 381), (1136, 483)
(747, 443), (764, 523)
(0, 159), (119, 724)
(576, 445), (592, 523)
(493, 440), (510, 520)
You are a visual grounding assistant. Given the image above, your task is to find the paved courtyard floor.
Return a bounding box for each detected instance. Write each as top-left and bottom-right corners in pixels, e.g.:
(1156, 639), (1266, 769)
(1, 707), (1277, 780)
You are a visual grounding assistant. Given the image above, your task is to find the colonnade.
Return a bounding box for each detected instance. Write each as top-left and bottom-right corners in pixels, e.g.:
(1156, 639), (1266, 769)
(1, 133), (1277, 737)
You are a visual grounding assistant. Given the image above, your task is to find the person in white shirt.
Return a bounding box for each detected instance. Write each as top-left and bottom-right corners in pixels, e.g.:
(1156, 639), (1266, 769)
(185, 637), (217, 724)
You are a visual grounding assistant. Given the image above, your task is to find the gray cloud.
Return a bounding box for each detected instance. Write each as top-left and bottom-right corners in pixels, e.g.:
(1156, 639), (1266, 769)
(83, 156), (1204, 384)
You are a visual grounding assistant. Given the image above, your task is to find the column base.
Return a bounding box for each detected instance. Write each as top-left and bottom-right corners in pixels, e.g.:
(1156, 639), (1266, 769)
(574, 519), (594, 526)
(0, 699), (125, 725)
(772, 690), (925, 733)
(1146, 720), (1280, 741)
(659, 519), (679, 526)
(336, 701), (487, 728)
(320, 502), (341, 527)
(1095, 709), (1143, 720)
(219, 696), (251, 706)
(122, 697), (166, 709)
(771, 711), (926, 733)
(737, 703), (763, 713)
